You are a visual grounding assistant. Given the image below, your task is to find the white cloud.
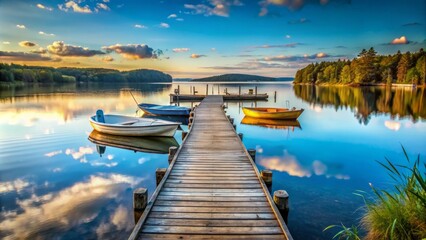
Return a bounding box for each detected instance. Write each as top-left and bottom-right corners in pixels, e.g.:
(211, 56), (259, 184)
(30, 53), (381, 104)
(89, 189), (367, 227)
(391, 36), (408, 45)
(384, 120), (401, 131)
(16, 25), (26, 29)
(168, 14), (177, 18)
(96, 3), (110, 11)
(19, 41), (37, 47)
(39, 31), (55, 36)
(190, 53), (206, 58)
(47, 41), (105, 57)
(0, 178), (31, 194)
(134, 24), (147, 29)
(285, 35), (291, 39)
(36, 3), (53, 11)
(173, 48), (190, 53)
(58, 1), (92, 13)
(184, 0), (243, 17)
(103, 44), (161, 60)
(159, 22), (169, 28)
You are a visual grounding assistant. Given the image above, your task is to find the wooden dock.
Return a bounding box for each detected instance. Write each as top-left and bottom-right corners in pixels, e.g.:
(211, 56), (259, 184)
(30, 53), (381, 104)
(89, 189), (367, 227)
(169, 93), (268, 103)
(129, 95), (292, 239)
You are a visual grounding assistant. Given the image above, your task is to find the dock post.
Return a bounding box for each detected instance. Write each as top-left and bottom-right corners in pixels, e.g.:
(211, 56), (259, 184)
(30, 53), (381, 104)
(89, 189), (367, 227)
(133, 188), (148, 211)
(182, 131), (188, 140)
(274, 91), (277, 103)
(190, 85), (192, 94)
(168, 146), (178, 164)
(238, 133), (243, 140)
(177, 85), (180, 95)
(239, 86), (241, 96)
(255, 86), (258, 96)
(274, 190), (290, 224)
(206, 84), (209, 95)
(248, 149), (256, 161)
(218, 85), (220, 94)
(261, 170), (272, 185)
(193, 86), (195, 95)
(156, 168), (167, 186)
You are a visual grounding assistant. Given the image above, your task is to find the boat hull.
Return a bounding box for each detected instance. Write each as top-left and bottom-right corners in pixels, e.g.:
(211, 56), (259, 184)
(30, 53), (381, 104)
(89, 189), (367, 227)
(90, 122), (178, 137)
(88, 130), (179, 154)
(89, 114), (180, 137)
(241, 116), (301, 129)
(242, 107), (304, 120)
(138, 103), (191, 116)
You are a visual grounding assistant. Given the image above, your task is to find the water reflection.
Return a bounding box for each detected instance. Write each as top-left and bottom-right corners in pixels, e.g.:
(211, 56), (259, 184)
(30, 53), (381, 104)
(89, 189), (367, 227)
(258, 150), (350, 180)
(88, 131), (179, 154)
(241, 117), (301, 130)
(0, 173), (144, 239)
(293, 85), (426, 124)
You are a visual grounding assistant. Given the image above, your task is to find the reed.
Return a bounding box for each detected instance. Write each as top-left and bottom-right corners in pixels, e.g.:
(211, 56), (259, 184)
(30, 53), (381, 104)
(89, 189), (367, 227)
(325, 146), (426, 239)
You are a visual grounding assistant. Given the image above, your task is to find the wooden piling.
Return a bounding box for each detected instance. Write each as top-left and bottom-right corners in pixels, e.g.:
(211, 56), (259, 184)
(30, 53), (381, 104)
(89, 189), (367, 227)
(238, 133), (243, 140)
(156, 168), (167, 186)
(261, 169), (273, 185)
(133, 188), (148, 211)
(274, 190), (290, 224)
(181, 131), (187, 140)
(255, 86), (258, 96)
(248, 149), (256, 161)
(168, 146), (178, 164)
(206, 84), (209, 95)
(274, 91), (277, 103)
(177, 85), (180, 95)
(239, 86), (241, 96)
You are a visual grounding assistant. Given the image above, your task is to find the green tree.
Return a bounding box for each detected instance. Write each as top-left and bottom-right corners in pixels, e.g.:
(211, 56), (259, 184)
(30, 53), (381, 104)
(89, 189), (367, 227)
(340, 65), (352, 83)
(397, 52), (411, 83)
(0, 69), (14, 82)
(416, 55), (425, 84)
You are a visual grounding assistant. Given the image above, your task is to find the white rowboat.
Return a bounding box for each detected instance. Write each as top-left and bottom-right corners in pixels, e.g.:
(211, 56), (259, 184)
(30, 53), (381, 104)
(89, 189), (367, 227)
(89, 114), (180, 137)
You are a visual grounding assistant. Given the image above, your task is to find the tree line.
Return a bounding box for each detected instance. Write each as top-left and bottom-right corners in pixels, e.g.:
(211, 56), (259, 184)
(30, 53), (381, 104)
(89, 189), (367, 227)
(294, 48), (425, 85)
(0, 63), (172, 85)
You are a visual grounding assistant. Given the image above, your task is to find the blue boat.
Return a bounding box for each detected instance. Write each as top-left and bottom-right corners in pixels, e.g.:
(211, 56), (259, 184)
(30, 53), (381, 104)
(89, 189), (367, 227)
(138, 103), (191, 116)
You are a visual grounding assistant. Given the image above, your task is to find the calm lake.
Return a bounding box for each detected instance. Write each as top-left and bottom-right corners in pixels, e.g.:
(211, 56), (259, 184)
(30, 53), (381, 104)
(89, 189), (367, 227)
(0, 82), (425, 239)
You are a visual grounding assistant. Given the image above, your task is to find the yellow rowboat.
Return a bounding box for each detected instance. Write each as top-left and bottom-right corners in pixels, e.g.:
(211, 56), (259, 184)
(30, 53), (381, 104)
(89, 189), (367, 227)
(242, 107), (304, 120)
(241, 116), (301, 130)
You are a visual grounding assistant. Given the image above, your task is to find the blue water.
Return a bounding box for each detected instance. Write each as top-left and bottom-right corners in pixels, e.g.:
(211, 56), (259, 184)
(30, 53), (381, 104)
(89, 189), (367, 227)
(0, 83), (425, 239)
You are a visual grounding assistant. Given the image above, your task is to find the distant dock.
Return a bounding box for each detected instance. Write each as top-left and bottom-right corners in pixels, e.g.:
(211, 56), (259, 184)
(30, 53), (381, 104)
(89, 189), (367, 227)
(129, 95), (292, 240)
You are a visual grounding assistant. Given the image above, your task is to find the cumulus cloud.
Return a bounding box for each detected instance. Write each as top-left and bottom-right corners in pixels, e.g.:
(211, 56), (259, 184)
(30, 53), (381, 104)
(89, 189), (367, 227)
(103, 44), (162, 60)
(391, 36), (409, 45)
(173, 48), (190, 53)
(134, 24), (147, 29)
(96, 3), (110, 11)
(168, 13), (177, 18)
(19, 41), (37, 47)
(58, 1), (92, 13)
(39, 31), (55, 36)
(190, 53), (206, 58)
(184, 0), (243, 17)
(159, 23), (170, 28)
(0, 51), (53, 61)
(47, 41), (105, 57)
(36, 3), (53, 11)
(16, 24), (26, 29)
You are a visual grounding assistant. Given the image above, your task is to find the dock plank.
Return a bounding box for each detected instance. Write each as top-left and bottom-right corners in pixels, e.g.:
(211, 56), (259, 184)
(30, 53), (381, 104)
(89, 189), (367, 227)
(129, 95), (292, 240)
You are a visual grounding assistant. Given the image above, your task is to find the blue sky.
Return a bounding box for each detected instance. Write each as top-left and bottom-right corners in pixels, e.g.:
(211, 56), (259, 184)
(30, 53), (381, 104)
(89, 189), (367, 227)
(0, 0), (425, 77)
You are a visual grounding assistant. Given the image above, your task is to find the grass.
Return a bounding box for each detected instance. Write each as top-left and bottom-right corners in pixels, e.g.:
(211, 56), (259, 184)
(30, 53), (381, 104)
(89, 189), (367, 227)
(325, 146), (426, 239)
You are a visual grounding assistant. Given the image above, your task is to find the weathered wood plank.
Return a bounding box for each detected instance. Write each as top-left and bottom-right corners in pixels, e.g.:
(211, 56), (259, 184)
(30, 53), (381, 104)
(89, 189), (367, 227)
(129, 96), (291, 240)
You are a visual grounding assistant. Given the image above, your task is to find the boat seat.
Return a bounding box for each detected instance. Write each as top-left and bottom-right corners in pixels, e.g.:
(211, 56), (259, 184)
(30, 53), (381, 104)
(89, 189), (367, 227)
(120, 120), (139, 125)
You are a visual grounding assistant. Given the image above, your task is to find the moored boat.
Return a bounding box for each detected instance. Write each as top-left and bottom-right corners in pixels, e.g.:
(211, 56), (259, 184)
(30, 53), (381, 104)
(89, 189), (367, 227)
(138, 103), (191, 116)
(88, 130), (179, 154)
(242, 107), (304, 120)
(89, 110), (180, 137)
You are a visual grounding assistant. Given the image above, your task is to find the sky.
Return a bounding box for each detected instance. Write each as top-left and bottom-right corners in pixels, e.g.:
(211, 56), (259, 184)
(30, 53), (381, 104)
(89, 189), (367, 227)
(0, 0), (425, 78)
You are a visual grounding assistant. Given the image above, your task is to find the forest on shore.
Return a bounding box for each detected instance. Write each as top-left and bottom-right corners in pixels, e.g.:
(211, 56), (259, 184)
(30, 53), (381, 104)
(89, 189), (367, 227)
(294, 48), (425, 86)
(0, 63), (172, 85)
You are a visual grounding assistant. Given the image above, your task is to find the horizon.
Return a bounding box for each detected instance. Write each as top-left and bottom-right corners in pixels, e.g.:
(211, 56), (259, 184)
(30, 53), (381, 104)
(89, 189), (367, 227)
(0, 0), (425, 78)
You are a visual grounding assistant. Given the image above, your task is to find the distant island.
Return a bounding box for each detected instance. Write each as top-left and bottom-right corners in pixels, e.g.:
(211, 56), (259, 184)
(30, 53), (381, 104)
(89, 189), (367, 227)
(191, 74), (286, 82)
(294, 48), (425, 86)
(0, 63), (172, 86)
